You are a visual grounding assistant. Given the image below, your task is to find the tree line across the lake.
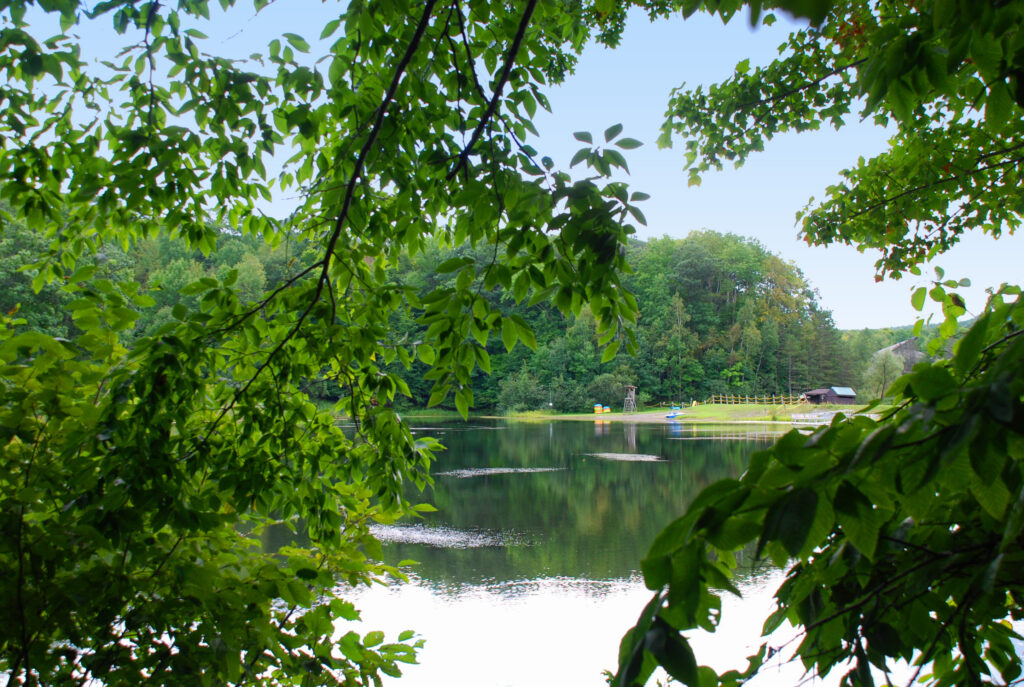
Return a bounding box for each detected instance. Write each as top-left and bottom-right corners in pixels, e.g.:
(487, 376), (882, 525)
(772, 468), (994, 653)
(1, 218), (927, 412)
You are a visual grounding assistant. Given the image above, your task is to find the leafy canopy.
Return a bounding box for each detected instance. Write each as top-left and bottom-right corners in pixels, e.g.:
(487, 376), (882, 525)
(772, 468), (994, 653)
(615, 1), (1024, 686)
(5, 0), (1023, 685)
(660, 0), (1024, 278)
(0, 0), (645, 684)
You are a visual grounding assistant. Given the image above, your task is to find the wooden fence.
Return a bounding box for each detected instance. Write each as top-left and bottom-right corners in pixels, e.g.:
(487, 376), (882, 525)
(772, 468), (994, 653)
(703, 394), (804, 405)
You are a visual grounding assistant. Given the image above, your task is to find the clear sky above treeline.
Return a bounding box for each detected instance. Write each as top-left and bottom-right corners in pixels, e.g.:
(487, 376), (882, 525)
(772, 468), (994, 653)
(532, 8), (1022, 331)
(60, 2), (1022, 330)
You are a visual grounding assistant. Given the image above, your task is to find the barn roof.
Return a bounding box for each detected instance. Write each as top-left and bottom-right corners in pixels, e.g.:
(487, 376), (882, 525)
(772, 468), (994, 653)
(831, 386), (856, 397)
(877, 337), (918, 355)
(805, 388), (831, 395)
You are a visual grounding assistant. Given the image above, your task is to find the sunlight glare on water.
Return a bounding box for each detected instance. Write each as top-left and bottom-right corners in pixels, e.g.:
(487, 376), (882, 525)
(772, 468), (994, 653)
(345, 569), (808, 687)
(337, 420), (815, 686)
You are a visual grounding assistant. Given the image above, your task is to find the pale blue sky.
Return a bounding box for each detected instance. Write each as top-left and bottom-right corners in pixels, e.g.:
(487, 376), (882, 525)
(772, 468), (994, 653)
(529, 9), (1022, 330)
(57, 2), (1021, 329)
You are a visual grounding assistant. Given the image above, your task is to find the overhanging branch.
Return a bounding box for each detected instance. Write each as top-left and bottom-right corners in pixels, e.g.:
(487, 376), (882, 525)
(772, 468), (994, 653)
(447, 0), (539, 180)
(195, 0), (440, 448)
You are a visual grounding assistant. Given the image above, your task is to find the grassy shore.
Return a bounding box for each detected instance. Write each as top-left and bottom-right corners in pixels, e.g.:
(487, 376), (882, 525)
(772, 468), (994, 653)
(321, 401), (887, 425)
(502, 402), (889, 424)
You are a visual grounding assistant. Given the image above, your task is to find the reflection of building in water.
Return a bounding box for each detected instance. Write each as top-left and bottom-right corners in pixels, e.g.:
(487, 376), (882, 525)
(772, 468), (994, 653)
(670, 425), (786, 443)
(624, 422), (637, 452)
(593, 419), (610, 436)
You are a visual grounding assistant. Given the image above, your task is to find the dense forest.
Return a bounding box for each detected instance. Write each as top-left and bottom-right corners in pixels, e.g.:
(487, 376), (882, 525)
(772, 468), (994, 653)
(1, 219), (916, 412)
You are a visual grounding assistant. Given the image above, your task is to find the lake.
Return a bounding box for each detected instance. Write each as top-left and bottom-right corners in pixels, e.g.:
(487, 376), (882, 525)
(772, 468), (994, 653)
(341, 419), (790, 686)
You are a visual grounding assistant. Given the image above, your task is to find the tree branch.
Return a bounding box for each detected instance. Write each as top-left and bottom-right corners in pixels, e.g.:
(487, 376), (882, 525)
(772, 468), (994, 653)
(837, 153), (1024, 225)
(196, 0), (439, 449)
(738, 58), (865, 114)
(447, 0), (538, 180)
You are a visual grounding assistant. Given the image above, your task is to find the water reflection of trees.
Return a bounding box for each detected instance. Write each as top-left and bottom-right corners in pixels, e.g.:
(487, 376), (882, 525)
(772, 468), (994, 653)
(383, 421), (772, 587)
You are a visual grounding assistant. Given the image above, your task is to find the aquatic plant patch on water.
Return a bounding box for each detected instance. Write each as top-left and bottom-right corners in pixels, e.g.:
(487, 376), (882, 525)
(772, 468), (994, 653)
(369, 524), (530, 549)
(583, 452), (662, 462)
(433, 467), (565, 478)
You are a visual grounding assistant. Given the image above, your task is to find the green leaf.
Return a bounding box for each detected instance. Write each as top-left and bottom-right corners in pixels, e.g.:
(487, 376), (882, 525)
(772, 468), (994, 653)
(604, 123), (623, 142)
(511, 315), (537, 350)
(601, 340), (619, 363)
(615, 137), (643, 150)
(909, 365), (956, 403)
(758, 487), (818, 559)
(454, 389), (469, 419)
(68, 265), (96, 284)
(605, 149), (629, 172)
(648, 620), (698, 685)
(834, 481), (880, 560)
(427, 385), (450, 408)
(774, 0), (831, 24)
(320, 18), (341, 39)
(501, 318), (517, 352)
(911, 286), (926, 312)
(570, 148), (589, 167)
(436, 256), (473, 273)
(986, 81), (1012, 132)
(971, 474), (1011, 520)
(283, 32), (310, 53)
(573, 131), (593, 144)
(953, 314), (988, 378)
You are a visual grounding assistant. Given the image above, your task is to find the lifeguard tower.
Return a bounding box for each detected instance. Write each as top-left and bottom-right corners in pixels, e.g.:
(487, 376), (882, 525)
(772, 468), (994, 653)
(623, 385), (637, 413)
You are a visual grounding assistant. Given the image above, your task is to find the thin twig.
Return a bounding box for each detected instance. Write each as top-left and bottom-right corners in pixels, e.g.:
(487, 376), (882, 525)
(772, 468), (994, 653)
(208, 259), (323, 337)
(143, 2), (161, 132)
(456, 0), (488, 102)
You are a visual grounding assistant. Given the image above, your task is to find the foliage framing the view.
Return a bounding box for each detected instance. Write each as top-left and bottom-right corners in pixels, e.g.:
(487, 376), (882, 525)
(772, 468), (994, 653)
(4, 0), (1023, 684)
(616, 0), (1024, 686)
(661, 0), (1024, 278)
(0, 0), (644, 684)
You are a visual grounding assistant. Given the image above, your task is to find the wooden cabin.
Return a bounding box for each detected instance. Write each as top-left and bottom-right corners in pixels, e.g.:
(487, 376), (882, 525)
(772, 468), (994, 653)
(804, 386), (857, 405)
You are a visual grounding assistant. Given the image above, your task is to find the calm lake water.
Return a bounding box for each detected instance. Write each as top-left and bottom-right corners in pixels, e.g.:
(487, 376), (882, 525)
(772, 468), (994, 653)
(340, 419), (791, 687)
